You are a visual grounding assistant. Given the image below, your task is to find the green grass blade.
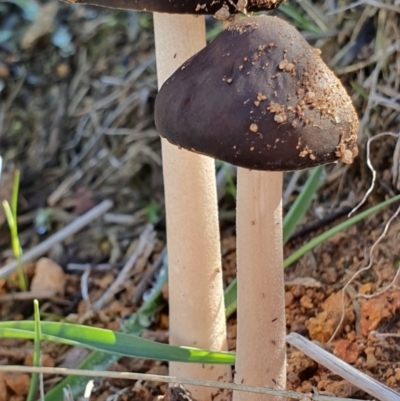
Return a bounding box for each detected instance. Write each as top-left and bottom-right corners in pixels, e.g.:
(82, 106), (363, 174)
(11, 170), (20, 222)
(0, 322), (235, 364)
(2, 170), (27, 291)
(278, 3), (322, 35)
(225, 194), (400, 317)
(283, 194), (400, 267)
(350, 81), (369, 101)
(224, 280), (237, 319)
(222, 163), (237, 199)
(2, 200), (26, 290)
(206, 24), (223, 41)
(2, 201), (18, 257)
(26, 300), (41, 401)
(283, 166), (322, 244)
(45, 261), (169, 401)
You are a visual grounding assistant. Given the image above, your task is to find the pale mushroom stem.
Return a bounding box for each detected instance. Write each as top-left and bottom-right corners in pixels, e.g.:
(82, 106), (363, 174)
(153, 14), (232, 401)
(234, 169), (286, 401)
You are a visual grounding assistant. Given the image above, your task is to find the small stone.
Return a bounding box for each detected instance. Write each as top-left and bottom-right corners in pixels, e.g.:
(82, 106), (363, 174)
(274, 114), (285, 124)
(333, 339), (359, 364)
(318, 380), (357, 398)
(358, 282), (374, 295)
(287, 372), (300, 385)
(366, 352), (378, 369)
(249, 123), (259, 133)
(285, 291), (294, 307)
(386, 376), (397, 388)
(214, 4), (230, 20)
(31, 257), (66, 295)
(307, 292), (354, 342)
(360, 291), (400, 336)
(56, 63), (70, 78)
(300, 295), (313, 309)
(4, 374), (30, 396)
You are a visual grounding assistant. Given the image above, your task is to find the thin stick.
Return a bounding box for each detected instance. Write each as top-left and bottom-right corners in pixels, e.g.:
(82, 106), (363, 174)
(0, 290), (55, 302)
(372, 332), (400, 339)
(286, 333), (399, 401)
(91, 225), (156, 310)
(80, 267), (91, 305)
(131, 246), (166, 305)
(0, 200), (113, 278)
(0, 365), (367, 401)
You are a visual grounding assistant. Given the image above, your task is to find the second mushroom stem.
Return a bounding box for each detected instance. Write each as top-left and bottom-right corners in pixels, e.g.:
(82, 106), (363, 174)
(153, 14), (232, 401)
(234, 169), (286, 401)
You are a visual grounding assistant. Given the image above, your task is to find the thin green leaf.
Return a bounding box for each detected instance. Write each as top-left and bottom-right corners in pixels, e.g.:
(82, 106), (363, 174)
(349, 81), (369, 101)
(225, 194), (400, 317)
(2, 200), (20, 258)
(296, 0), (330, 33)
(45, 262), (169, 401)
(26, 300), (41, 401)
(0, 323), (235, 365)
(224, 280), (237, 319)
(223, 164), (236, 199)
(2, 170), (26, 291)
(11, 170), (20, 222)
(283, 167), (322, 244)
(206, 25), (223, 41)
(2, 200), (26, 290)
(278, 3), (322, 35)
(283, 194), (400, 267)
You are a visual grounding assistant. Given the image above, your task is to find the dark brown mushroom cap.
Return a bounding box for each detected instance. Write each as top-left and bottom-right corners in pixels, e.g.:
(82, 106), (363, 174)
(63, 0), (282, 17)
(155, 16), (359, 171)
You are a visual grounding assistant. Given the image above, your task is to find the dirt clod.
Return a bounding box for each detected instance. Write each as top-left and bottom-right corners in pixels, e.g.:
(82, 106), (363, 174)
(332, 339), (359, 364)
(30, 257), (66, 295)
(307, 292), (354, 342)
(4, 373), (30, 397)
(360, 291), (400, 336)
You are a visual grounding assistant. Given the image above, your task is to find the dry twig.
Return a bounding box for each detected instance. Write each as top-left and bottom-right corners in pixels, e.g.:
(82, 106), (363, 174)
(0, 365), (369, 401)
(91, 224), (156, 310)
(0, 200), (113, 278)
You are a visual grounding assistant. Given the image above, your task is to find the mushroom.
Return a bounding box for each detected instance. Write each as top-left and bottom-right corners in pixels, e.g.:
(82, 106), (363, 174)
(155, 15), (359, 401)
(64, 2), (283, 400)
(63, 0), (283, 16)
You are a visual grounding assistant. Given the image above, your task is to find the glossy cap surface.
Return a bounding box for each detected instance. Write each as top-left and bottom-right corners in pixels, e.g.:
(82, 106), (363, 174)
(155, 16), (359, 171)
(64, 0), (282, 17)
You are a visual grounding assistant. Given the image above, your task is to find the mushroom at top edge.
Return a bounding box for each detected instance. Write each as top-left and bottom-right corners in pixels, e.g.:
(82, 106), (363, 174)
(63, 0), (283, 18)
(155, 15), (359, 171)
